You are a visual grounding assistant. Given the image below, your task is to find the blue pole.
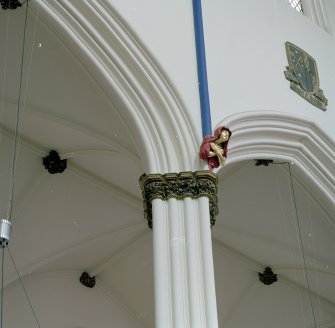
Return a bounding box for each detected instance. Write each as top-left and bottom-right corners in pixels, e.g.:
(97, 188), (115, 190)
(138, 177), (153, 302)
(192, 0), (212, 137)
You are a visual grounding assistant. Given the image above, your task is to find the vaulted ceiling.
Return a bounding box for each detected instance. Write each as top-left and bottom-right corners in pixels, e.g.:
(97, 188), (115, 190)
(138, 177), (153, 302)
(0, 2), (334, 328)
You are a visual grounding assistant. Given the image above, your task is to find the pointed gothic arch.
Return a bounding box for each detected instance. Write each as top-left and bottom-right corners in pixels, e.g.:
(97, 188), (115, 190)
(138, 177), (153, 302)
(37, 0), (199, 174)
(218, 111), (335, 211)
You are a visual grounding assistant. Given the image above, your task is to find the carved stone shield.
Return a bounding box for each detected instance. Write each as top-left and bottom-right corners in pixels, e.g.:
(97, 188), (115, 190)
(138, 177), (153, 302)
(286, 42), (319, 93)
(284, 41), (327, 111)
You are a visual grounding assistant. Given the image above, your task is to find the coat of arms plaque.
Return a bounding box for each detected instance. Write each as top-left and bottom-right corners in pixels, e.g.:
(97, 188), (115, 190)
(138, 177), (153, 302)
(284, 41), (327, 111)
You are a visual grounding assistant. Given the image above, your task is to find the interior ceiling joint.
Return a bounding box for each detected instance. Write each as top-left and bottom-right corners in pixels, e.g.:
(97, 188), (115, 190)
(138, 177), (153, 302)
(0, 0), (21, 10)
(79, 271), (96, 288)
(43, 150), (67, 174)
(258, 267), (278, 285)
(254, 159), (274, 166)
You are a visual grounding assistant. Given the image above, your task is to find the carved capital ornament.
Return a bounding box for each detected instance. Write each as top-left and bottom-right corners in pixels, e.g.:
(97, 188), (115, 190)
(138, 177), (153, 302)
(139, 171), (218, 228)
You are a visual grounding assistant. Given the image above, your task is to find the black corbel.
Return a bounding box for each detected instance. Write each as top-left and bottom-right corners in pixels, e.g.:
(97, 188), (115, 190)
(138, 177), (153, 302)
(254, 159), (274, 167)
(0, 0), (22, 10)
(43, 150), (67, 174)
(259, 267), (278, 285)
(79, 272), (96, 288)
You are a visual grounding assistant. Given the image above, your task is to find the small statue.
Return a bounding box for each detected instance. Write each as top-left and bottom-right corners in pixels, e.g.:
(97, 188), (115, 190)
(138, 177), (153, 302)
(199, 126), (231, 170)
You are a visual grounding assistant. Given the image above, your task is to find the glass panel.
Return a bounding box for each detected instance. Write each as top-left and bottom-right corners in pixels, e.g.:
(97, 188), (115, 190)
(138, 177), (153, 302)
(289, 0), (303, 12)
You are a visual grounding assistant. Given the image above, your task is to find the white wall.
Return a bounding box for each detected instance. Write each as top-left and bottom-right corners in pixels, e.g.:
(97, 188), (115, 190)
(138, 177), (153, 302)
(324, 0), (335, 34)
(107, 0), (203, 143)
(204, 0), (335, 141)
(108, 0), (335, 149)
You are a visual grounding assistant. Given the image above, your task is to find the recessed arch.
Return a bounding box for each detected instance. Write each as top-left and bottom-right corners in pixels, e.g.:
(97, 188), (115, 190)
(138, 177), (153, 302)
(37, 0), (199, 173)
(216, 111), (334, 211)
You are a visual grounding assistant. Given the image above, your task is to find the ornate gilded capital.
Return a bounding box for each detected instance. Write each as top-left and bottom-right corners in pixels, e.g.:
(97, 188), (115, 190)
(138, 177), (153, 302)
(139, 171), (218, 229)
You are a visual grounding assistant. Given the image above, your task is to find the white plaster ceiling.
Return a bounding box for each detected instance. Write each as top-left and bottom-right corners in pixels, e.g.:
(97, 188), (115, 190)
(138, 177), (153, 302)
(0, 3), (334, 328)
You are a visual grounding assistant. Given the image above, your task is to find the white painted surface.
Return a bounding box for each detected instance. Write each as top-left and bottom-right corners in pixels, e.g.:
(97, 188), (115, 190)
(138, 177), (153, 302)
(108, 0), (335, 148)
(184, 197), (206, 328)
(199, 197), (219, 328)
(324, 0), (335, 33)
(0, 1), (334, 328)
(152, 198), (218, 327)
(152, 199), (172, 327)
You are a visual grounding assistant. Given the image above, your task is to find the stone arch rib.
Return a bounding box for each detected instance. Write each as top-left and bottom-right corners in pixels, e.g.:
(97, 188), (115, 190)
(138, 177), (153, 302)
(218, 111), (335, 211)
(37, 0), (198, 173)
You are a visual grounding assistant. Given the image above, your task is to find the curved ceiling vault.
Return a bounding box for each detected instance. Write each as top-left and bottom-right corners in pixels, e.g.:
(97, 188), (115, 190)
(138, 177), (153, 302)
(37, 0), (200, 173)
(0, 2), (334, 328)
(0, 1), (153, 327)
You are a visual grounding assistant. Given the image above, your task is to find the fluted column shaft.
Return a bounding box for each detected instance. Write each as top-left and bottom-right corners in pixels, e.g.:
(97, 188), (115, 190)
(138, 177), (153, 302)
(140, 171), (219, 328)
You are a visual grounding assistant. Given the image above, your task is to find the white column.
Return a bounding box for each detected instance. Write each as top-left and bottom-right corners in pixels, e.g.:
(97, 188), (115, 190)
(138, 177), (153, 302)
(199, 197), (219, 328)
(152, 196), (219, 328)
(152, 199), (172, 327)
(184, 197), (206, 327)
